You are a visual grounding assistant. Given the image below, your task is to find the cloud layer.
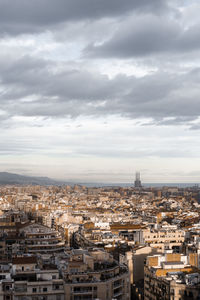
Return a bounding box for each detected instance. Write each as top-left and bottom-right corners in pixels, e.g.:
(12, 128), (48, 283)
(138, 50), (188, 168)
(0, 0), (168, 35)
(0, 0), (199, 181)
(0, 54), (200, 125)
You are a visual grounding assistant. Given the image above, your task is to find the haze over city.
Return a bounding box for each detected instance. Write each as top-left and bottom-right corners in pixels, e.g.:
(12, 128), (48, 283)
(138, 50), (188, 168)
(0, 0), (200, 183)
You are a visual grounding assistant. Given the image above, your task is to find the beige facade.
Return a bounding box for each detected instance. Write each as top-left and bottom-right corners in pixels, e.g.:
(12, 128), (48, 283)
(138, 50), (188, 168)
(64, 273), (130, 300)
(120, 246), (159, 284)
(142, 228), (185, 251)
(144, 253), (200, 300)
(63, 249), (130, 300)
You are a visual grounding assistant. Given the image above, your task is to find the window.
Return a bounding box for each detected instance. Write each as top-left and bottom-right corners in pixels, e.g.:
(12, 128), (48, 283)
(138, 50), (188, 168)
(32, 288), (37, 293)
(189, 292), (193, 297)
(43, 287), (47, 292)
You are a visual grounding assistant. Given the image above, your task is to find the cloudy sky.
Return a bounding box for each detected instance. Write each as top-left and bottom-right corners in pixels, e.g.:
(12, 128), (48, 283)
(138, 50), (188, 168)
(0, 0), (200, 183)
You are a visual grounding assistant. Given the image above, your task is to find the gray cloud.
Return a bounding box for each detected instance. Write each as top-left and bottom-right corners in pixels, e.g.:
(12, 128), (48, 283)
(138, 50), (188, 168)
(0, 0), (168, 36)
(85, 14), (200, 58)
(0, 54), (200, 126)
(142, 116), (197, 127)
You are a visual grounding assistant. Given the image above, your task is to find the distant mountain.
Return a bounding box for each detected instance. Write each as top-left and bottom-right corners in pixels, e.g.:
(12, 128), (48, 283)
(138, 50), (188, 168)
(0, 172), (67, 186)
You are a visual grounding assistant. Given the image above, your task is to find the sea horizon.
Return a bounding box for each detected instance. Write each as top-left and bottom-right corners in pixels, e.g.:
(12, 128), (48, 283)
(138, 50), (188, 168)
(76, 182), (200, 188)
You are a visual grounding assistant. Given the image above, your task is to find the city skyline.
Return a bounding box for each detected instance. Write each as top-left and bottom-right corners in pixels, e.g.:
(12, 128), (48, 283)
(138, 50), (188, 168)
(0, 0), (200, 182)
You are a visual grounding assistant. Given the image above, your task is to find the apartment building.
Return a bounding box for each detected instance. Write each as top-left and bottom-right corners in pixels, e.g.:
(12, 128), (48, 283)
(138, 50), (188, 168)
(142, 227), (185, 251)
(61, 248), (130, 300)
(19, 223), (65, 254)
(0, 256), (64, 300)
(120, 245), (159, 285)
(0, 247), (130, 300)
(144, 252), (200, 300)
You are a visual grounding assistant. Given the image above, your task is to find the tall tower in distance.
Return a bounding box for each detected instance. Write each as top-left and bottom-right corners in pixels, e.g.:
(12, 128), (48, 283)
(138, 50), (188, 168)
(134, 171), (142, 188)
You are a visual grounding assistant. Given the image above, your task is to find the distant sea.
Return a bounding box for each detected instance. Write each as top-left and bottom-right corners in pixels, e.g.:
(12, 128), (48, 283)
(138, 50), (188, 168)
(77, 182), (199, 188)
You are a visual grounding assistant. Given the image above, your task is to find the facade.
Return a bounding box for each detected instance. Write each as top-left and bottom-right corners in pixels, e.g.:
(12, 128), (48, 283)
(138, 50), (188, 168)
(0, 248), (130, 300)
(121, 246), (159, 285)
(0, 256), (64, 300)
(144, 252), (200, 300)
(61, 249), (130, 300)
(0, 221), (65, 259)
(142, 227), (185, 251)
(20, 223), (65, 254)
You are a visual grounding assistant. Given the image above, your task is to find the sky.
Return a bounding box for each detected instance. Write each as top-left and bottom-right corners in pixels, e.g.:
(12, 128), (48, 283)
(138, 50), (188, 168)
(0, 0), (200, 183)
